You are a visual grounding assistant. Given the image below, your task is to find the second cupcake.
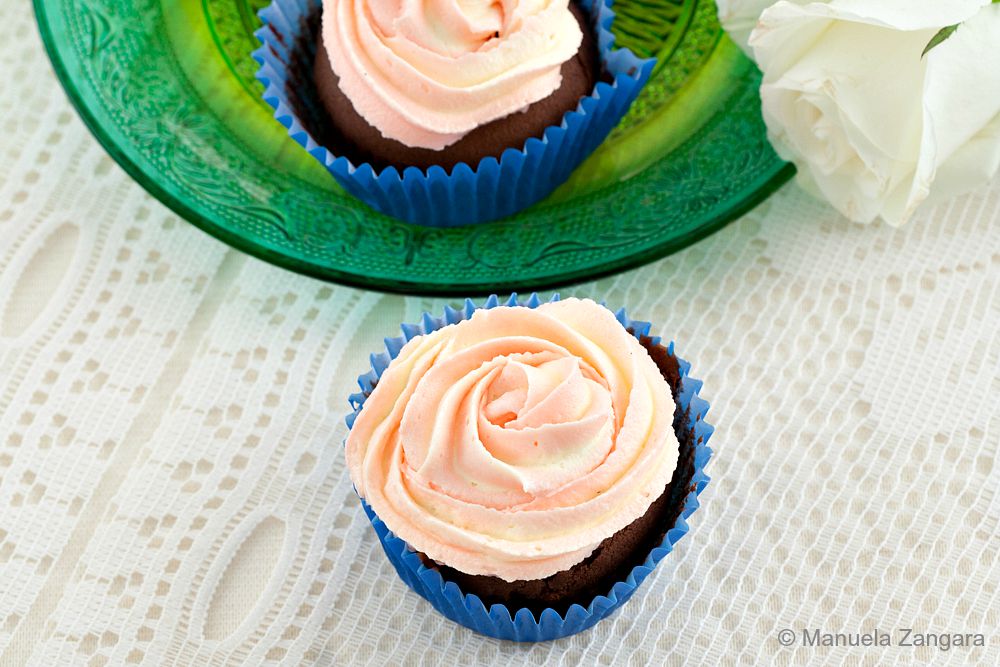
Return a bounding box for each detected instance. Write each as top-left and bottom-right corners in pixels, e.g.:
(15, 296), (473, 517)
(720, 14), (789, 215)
(254, 0), (654, 226)
(345, 295), (713, 640)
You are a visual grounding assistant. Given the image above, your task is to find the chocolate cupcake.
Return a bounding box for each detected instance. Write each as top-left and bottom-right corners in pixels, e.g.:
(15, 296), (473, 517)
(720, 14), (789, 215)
(254, 0), (654, 227)
(311, 2), (600, 171)
(345, 295), (713, 640)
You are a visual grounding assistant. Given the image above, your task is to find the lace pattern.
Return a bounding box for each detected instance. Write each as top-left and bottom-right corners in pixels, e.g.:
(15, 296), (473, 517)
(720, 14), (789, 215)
(1, 2), (998, 664)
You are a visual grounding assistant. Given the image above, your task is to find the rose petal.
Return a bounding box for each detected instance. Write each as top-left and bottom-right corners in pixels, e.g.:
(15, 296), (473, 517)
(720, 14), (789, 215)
(892, 4), (1000, 225)
(716, 0), (784, 57)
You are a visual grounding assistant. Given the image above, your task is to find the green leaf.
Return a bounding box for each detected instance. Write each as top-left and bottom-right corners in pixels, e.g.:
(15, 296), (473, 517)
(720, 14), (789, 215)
(922, 24), (959, 58)
(924, 1), (999, 58)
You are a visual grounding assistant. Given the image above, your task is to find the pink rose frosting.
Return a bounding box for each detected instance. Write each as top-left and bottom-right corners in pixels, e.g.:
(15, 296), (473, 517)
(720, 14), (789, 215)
(345, 299), (679, 582)
(321, 0), (584, 150)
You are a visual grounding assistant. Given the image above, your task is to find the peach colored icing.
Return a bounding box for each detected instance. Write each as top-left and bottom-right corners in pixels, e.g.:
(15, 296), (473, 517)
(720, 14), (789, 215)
(345, 299), (679, 582)
(321, 0), (584, 150)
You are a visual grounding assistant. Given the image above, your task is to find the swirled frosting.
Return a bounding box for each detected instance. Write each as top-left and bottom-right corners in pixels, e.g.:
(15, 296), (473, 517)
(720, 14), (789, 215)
(321, 0), (584, 150)
(346, 299), (679, 582)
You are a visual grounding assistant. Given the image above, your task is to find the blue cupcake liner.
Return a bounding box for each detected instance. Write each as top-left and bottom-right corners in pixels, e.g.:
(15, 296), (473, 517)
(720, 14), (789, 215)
(253, 1), (654, 227)
(344, 294), (714, 642)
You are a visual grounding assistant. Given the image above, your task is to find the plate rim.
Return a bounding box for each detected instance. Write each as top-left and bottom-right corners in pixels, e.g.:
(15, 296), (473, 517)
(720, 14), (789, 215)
(33, 0), (794, 296)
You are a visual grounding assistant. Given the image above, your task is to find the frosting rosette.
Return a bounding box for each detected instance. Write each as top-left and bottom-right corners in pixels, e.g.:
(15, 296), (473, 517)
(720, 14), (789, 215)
(322, 0), (584, 149)
(345, 298), (679, 582)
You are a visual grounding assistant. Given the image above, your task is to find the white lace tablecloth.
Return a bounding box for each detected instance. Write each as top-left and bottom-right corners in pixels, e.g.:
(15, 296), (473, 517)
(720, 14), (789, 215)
(2, 4), (998, 666)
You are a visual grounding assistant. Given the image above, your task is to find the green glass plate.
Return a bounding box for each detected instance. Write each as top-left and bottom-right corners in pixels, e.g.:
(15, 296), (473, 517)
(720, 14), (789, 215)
(34, 0), (792, 295)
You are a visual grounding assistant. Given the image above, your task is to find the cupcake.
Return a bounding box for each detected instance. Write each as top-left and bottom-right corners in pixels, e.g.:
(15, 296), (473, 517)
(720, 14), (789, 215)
(313, 1), (599, 171)
(345, 295), (713, 640)
(254, 1), (654, 227)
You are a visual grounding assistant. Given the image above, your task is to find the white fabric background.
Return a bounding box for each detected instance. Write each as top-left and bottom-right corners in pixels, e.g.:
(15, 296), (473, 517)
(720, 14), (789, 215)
(1, 2), (999, 665)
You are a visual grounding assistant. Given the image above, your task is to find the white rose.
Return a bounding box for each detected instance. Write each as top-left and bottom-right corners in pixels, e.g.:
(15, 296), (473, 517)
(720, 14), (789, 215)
(747, 0), (1000, 225)
(716, 0), (792, 56)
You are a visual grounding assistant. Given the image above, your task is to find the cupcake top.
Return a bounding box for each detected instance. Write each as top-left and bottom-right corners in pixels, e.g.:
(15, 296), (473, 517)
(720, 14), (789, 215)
(322, 0), (584, 150)
(346, 299), (679, 582)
